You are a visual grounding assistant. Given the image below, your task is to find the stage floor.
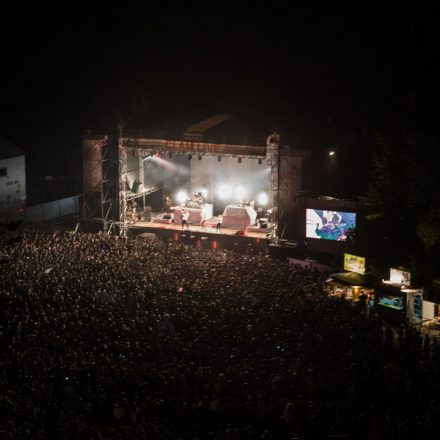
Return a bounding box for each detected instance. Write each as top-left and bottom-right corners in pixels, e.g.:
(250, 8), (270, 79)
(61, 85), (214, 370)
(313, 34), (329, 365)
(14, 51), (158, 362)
(127, 215), (271, 240)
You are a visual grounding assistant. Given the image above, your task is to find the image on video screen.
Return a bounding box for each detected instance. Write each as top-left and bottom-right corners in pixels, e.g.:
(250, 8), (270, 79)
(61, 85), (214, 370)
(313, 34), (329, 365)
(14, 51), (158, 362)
(306, 209), (356, 241)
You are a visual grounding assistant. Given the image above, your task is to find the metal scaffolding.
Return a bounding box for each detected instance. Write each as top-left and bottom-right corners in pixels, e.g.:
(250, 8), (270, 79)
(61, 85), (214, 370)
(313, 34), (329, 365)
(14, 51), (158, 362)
(266, 133), (280, 240)
(118, 119), (128, 237)
(82, 134), (113, 232)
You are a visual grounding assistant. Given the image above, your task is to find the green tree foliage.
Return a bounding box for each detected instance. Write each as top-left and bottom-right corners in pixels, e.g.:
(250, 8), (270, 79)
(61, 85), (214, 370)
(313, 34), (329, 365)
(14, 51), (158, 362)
(357, 120), (440, 286)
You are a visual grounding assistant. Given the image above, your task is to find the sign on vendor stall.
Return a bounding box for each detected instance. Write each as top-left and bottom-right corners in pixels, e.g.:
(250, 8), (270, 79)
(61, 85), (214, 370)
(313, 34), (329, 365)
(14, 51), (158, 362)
(390, 268), (411, 286)
(344, 253), (365, 275)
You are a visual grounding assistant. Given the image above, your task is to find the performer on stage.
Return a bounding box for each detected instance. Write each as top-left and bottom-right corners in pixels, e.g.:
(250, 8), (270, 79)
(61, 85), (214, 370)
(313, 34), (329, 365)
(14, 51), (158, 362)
(181, 209), (190, 230)
(255, 207), (263, 226)
(164, 195), (171, 214)
(196, 192), (204, 206)
(216, 214), (222, 232)
(200, 212), (207, 231)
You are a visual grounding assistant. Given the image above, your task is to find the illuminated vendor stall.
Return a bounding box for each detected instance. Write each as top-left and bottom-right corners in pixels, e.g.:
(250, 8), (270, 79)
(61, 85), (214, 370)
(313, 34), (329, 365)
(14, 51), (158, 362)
(379, 268), (422, 325)
(326, 254), (375, 302)
(421, 301), (440, 336)
(325, 271), (375, 303)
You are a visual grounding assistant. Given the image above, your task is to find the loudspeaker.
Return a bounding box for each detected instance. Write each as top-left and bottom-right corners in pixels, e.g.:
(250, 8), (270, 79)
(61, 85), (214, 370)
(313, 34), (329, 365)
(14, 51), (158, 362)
(132, 179), (141, 193)
(235, 230), (245, 236)
(163, 214), (172, 220)
(143, 206), (152, 222)
(260, 223), (268, 229)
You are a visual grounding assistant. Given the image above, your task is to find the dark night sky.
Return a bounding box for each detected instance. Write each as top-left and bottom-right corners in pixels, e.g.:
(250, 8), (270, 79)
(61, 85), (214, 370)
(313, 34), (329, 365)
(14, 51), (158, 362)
(1, 3), (439, 197)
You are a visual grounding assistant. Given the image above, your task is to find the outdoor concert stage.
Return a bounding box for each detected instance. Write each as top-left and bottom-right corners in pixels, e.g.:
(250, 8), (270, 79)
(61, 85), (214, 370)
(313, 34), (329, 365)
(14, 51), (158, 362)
(128, 214), (271, 251)
(82, 114), (306, 245)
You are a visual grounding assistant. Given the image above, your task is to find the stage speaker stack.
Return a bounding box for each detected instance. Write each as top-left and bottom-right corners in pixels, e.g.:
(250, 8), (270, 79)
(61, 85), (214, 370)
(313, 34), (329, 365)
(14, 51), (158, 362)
(132, 179), (141, 193)
(144, 206), (152, 222)
(163, 213), (172, 220)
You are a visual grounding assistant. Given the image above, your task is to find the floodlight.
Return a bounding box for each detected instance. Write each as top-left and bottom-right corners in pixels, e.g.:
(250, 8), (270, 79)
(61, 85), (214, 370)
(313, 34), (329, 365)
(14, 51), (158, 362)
(217, 184), (232, 200)
(235, 186), (247, 200)
(257, 192), (269, 205)
(176, 190), (187, 204)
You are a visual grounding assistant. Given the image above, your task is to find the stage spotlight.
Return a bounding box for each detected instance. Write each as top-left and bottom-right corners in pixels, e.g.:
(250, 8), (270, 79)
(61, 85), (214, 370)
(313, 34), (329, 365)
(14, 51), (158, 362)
(176, 190), (187, 204)
(238, 157), (242, 163)
(218, 156), (222, 162)
(235, 186), (247, 200)
(188, 154), (193, 160)
(217, 184), (232, 200)
(142, 154), (152, 161)
(258, 158), (263, 165)
(329, 150), (335, 156)
(198, 154), (202, 160)
(257, 192), (269, 205)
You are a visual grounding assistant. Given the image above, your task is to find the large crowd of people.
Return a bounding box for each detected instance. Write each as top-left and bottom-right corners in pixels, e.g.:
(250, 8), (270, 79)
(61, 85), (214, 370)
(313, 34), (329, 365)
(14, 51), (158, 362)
(0, 228), (439, 439)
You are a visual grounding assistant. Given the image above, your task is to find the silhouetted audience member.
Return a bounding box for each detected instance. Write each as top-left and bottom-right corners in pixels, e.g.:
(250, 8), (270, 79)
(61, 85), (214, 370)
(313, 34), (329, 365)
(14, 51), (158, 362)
(0, 227), (438, 439)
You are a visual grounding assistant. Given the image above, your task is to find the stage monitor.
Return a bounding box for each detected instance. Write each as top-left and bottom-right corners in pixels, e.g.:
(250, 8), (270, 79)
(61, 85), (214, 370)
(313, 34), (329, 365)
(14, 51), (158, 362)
(306, 209), (356, 241)
(344, 253), (365, 275)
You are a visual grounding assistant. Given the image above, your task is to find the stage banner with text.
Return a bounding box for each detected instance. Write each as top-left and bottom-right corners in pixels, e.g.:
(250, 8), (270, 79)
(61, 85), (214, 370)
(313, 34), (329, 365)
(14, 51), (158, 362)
(344, 253), (365, 275)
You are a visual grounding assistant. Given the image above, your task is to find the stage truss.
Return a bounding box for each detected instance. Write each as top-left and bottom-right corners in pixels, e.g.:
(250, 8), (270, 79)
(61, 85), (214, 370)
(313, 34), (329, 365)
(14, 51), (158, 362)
(83, 127), (306, 241)
(82, 134), (114, 232)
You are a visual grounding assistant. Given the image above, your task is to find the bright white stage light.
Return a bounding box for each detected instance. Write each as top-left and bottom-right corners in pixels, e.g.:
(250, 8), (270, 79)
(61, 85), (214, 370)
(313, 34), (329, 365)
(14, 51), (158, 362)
(217, 184), (232, 200)
(235, 185), (247, 200)
(258, 192), (269, 205)
(176, 190), (187, 204)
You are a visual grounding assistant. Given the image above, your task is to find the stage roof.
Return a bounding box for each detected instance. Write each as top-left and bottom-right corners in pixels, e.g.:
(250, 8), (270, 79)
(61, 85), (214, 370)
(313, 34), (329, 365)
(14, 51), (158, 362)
(126, 112), (277, 146)
(0, 136), (25, 160)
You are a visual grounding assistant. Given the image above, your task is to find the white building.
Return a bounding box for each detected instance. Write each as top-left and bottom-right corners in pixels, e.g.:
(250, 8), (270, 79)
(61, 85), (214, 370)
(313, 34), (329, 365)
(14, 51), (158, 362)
(0, 136), (26, 224)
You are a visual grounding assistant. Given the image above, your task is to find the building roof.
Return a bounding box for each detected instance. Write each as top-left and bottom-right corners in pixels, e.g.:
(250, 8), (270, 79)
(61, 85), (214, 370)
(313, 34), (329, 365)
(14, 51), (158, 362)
(0, 135), (25, 160)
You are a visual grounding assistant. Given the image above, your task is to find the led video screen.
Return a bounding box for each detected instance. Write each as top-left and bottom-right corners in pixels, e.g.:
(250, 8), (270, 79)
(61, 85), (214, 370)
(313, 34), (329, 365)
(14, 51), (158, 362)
(306, 209), (356, 241)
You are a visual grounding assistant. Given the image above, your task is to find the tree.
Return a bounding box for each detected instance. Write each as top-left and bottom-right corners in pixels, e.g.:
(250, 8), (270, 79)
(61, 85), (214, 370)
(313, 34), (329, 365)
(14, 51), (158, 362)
(354, 114), (440, 289)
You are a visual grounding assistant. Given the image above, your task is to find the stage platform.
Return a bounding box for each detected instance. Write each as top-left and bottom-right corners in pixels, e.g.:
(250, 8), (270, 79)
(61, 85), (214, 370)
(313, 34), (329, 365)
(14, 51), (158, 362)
(129, 219), (270, 239)
(127, 213), (273, 250)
